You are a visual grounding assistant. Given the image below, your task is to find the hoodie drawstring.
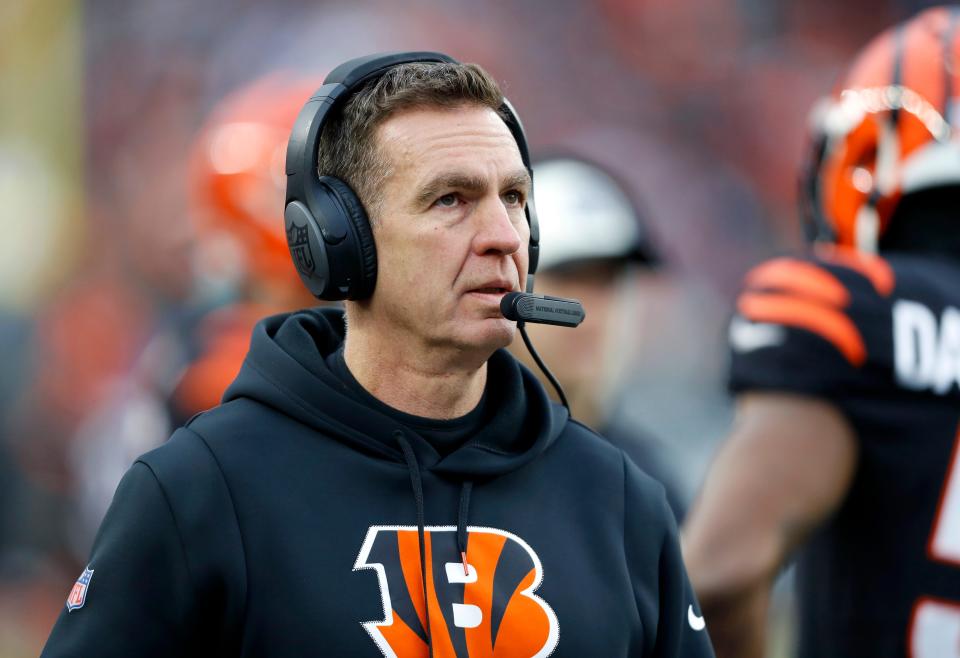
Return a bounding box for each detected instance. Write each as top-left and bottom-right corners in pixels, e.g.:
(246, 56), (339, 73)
(394, 431), (477, 654)
(394, 431), (433, 657)
(457, 481), (473, 576)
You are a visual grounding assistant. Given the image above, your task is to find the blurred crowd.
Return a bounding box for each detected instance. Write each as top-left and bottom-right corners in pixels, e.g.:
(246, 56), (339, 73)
(0, 0), (937, 654)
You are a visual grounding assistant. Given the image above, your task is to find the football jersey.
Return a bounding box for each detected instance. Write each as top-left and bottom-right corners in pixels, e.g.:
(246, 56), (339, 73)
(728, 246), (960, 658)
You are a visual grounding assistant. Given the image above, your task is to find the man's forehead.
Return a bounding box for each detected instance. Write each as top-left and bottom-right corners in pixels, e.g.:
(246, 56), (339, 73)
(377, 105), (524, 174)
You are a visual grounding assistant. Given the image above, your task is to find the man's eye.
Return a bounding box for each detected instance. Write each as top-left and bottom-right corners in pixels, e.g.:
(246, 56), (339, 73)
(503, 190), (524, 206)
(435, 194), (458, 208)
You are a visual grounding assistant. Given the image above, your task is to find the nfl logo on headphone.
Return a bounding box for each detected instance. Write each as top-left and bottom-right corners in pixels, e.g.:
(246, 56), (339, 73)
(286, 221), (316, 277)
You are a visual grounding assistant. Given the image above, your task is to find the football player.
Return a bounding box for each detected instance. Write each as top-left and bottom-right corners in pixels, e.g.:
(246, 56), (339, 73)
(68, 74), (323, 553)
(171, 73), (325, 423)
(682, 6), (960, 657)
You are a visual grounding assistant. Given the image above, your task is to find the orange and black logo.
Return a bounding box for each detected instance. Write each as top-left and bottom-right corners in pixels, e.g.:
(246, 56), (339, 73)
(354, 525), (559, 657)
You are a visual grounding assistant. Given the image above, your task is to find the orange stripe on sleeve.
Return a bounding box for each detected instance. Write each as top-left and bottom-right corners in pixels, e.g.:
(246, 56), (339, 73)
(745, 258), (851, 307)
(814, 244), (896, 296)
(738, 292), (867, 366)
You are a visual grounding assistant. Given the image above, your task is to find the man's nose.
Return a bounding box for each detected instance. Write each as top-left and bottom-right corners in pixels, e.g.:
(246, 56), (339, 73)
(473, 196), (523, 256)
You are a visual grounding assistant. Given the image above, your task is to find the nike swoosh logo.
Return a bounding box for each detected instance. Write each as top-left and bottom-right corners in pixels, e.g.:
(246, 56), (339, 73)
(688, 604), (705, 631)
(728, 316), (786, 353)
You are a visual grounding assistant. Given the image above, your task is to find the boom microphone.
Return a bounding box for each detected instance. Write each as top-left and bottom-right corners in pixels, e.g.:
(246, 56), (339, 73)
(500, 292), (586, 328)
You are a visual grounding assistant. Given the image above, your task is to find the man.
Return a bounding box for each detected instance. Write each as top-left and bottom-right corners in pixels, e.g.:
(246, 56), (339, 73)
(41, 53), (713, 657)
(682, 7), (960, 658)
(511, 154), (686, 519)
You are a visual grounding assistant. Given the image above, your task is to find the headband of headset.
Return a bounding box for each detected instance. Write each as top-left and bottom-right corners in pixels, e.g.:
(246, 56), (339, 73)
(284, 51), (540, 300)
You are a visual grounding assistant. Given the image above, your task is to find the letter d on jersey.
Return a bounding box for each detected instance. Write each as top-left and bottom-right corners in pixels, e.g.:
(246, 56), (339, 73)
(894, 300), (960, 394)
(354, 526), (559, 657)
(894, 300), (939, 389)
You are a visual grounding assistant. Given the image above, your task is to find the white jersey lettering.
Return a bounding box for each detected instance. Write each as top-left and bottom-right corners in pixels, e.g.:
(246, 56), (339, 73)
(893, 300), (960, 394)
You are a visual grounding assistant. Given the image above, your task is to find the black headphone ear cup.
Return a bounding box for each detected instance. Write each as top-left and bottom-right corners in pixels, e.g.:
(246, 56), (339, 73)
(285, 200), (334, 299)
(319, 176), (378, 299)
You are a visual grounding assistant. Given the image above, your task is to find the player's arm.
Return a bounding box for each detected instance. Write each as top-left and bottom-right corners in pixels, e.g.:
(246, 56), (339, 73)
(680, 392), (858, 658)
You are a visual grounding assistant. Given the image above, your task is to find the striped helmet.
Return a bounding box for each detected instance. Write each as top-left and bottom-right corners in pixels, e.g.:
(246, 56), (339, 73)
(802, 6), (960, 252)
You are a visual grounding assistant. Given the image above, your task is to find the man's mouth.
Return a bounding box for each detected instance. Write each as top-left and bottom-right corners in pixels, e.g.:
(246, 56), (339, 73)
(472, 287), (511, 294)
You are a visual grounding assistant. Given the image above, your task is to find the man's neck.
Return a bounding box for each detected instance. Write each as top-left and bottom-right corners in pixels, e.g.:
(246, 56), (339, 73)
(343, 327), (488, 420)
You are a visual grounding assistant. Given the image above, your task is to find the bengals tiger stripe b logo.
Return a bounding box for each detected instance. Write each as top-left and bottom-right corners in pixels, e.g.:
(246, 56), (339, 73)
(354, 525), (559, 657)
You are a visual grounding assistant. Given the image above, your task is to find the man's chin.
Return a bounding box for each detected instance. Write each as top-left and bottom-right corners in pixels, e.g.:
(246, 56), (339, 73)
(452, 317), (516, 355)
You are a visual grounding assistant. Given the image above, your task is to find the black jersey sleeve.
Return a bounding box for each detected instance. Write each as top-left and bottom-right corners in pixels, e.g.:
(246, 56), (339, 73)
(41, 427), (247, 657)
(40, 462), (198, 657)
(727, 253), (893, 400)
(624, 455), (715, 657)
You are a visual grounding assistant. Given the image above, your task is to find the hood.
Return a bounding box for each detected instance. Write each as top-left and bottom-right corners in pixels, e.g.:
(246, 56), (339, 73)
(222, 307), (568, 480)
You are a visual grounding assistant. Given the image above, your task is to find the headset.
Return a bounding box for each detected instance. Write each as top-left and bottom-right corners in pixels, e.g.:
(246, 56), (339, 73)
(283, 51), (540, 301)
(283, 51), (580, 409)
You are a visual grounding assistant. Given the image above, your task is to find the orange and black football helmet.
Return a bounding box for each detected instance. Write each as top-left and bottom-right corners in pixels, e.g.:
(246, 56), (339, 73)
(189, 74), (322, 295)
(802, 6), (960, 252)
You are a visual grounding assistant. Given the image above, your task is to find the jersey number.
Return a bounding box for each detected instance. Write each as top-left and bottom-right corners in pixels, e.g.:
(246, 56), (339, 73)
(909, 426), (960, 657)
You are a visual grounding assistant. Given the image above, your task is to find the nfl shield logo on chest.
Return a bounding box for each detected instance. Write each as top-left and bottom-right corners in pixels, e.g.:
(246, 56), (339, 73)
(66, 566), (94, 612)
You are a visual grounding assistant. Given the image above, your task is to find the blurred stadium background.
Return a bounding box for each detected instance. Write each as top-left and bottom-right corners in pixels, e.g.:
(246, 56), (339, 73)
(0, 0), (941, 654)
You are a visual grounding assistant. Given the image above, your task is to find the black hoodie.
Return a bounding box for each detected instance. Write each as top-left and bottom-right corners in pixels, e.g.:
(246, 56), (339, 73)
(42, 307), (714, 657)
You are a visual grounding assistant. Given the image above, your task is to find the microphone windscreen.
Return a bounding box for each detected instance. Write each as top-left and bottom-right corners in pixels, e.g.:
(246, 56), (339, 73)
(500, 292), (585, 328)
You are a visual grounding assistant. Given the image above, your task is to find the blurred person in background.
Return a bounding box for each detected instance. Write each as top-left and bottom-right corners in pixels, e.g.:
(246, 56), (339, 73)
(511, 154), (686, 519)
(66, 72), (324, 558)
(170, 72), (327, 423)
(682, 6), (960, 657)
(0, 50), (205, 658)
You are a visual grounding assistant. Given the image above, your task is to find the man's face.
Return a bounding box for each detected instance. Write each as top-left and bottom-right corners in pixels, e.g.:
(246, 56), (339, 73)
(365, 105), (530, 356)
